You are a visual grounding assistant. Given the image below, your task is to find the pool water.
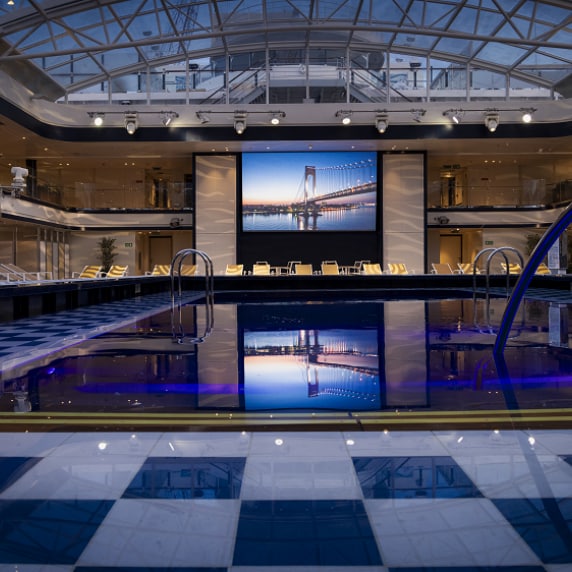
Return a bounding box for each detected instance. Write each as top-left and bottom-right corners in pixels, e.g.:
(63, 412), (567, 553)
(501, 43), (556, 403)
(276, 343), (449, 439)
(1, 296), (571, 422)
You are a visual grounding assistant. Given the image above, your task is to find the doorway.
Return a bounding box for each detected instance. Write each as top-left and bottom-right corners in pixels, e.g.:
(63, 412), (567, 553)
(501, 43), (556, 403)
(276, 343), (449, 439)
(440, 234), (462, 268)
(149, 236), (173, 269)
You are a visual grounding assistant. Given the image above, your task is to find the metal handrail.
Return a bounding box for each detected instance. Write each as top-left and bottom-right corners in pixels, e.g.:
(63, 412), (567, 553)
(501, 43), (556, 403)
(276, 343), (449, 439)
(170, 248), (214, 343)
(471, 246), (524, 333)
(494, 201), (572, 355)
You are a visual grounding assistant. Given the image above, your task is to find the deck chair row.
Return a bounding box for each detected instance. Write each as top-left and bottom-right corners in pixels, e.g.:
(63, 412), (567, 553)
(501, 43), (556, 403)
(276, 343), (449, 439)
(72, 265), (129, 278)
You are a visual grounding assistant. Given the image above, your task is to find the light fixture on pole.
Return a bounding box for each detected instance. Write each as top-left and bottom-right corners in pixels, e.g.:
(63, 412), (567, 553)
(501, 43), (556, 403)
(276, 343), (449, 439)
(375, 113), (388, 134)
(124, 113), (138, 135)
(484, 111), (500, 132)
(234, 112), (247, 134)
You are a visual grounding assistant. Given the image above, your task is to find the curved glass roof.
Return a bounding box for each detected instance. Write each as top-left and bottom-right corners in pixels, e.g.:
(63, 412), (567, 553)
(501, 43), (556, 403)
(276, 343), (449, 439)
(0, 0), (570, 103)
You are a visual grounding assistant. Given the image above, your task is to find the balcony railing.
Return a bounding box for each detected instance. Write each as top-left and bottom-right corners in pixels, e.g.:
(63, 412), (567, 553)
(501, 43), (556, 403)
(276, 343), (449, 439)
(11, 183), (192, 211)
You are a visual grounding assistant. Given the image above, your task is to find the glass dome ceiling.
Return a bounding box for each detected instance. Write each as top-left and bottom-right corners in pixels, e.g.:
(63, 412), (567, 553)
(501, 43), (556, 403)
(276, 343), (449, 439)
(0, 0), (570, 104)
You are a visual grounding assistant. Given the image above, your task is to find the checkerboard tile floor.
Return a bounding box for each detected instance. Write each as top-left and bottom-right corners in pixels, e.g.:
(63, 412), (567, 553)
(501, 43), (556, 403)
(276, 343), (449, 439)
(0, 430), (570, 571)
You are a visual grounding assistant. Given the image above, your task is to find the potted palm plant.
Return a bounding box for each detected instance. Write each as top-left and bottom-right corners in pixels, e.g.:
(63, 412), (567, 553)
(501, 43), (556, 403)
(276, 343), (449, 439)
(97, 237), (117, 273)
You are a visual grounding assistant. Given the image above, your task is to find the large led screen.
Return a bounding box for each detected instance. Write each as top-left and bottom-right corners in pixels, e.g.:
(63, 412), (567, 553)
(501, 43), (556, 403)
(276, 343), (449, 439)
(241, 151), (378, 231)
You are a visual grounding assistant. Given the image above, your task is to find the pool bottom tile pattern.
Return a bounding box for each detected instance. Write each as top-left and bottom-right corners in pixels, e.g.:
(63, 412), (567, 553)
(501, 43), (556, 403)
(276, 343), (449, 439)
(0, 430), (571, 571)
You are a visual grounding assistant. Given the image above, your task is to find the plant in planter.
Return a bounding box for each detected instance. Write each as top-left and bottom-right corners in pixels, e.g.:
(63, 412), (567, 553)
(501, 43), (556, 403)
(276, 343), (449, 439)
(97, 237), (118, 273)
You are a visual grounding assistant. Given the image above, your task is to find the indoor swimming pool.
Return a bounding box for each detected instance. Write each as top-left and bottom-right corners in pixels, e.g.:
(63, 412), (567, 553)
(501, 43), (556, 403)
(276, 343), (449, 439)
(0, 291), (572, 570)
(0, 291), (570, 428)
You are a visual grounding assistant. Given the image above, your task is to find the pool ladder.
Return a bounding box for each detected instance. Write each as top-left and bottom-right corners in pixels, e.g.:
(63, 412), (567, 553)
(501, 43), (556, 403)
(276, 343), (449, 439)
(170, 248), (214, 344)
(470, 246), (525, 334)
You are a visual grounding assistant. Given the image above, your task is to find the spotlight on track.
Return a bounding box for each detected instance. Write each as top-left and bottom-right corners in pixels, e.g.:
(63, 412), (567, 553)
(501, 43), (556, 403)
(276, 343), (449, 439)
(124, 113), (138, 135)
(375, 114), (388, 134)
(484, 111), (499, 132)
(234, 112), (247, 134)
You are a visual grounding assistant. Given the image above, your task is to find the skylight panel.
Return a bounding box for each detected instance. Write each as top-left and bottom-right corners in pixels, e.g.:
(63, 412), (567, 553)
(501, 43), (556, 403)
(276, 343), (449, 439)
(475, 41), (529, 66)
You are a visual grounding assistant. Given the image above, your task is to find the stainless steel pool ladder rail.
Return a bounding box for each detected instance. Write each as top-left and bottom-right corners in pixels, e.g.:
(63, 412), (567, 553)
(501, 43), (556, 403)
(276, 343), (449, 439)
(471, 247), (524, 334)
(170, 248), (214, 343)
(494, 200), (572, 356)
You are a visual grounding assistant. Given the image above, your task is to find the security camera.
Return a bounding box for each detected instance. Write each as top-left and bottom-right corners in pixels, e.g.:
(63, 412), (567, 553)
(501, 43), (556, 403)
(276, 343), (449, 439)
(11, 166), (29, 185)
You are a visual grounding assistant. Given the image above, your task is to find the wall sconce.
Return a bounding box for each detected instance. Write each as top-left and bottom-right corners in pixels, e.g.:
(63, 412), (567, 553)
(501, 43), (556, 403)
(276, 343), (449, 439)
(484, 111), (499, 132)
(161, 111), (178, 126)
(234, 112), (247, 134)
(88, 112), (105, 126)
(335, 110), (352, 125)
(443, 109), (463, 124)
(124, 113), (138, 134)
(375, 114), (388, 133)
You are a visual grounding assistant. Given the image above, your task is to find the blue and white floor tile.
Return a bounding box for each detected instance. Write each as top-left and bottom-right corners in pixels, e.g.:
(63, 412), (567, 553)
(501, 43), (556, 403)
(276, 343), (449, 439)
(0, 430), (570, 570)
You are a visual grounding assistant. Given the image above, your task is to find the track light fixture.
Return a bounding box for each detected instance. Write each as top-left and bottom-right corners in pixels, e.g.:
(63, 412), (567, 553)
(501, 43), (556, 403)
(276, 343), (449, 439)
(270, 111), (286, 125)
(443, 109), (463, 124)
(375, 114), (388, 134)
(161, 111), (178, 127)
(87, 112), (105, 126)
(335, 110), (352, 125)
(234, 112), (247, 134)
(124, 113), (138, 135)
(88, 109), (178, 130)
(521, 108), (535, 123)
(484, 111), (499, 132)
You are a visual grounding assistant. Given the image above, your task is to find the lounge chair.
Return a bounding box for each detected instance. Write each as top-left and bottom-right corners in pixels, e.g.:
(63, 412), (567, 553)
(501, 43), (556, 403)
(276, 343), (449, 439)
(347, 260), (371, 274)
(225, 264), (244, 275)
(1, 263), (53, 281)
(294, 263), (313, 275)
(500, 262), (521, 274)
(286, 260), (302, 274)
(361, 263), (383, 275)
(431, 263), (456, 275)
(252, 261), (271, 275)
(457, 263), (480, 275)
(72, 265), (103, 278)
(387, 263), (413, 275)
(101, 265), (128, 278)
(146, 264), (170, 276)
(321, 261), (339, 275)
(180, 265), (197, 276)
(535, 263), (551, 275)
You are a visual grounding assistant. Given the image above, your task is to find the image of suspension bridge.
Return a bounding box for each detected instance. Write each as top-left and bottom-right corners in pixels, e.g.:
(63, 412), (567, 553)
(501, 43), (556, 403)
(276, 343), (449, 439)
(242, 152), (377, 231)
